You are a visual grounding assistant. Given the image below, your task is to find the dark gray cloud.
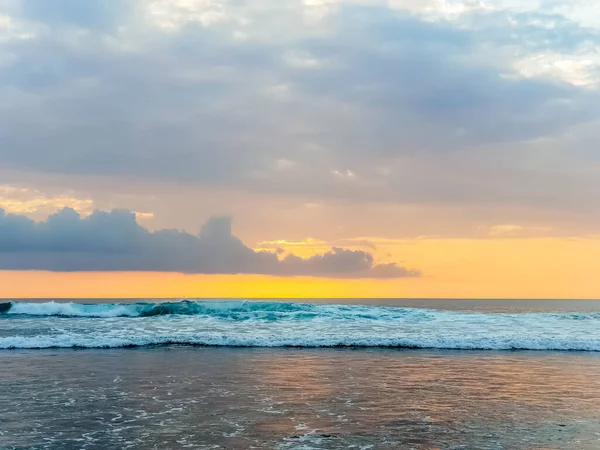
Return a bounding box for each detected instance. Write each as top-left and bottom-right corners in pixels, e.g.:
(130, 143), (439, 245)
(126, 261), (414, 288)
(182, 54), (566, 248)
(0, 208), (420, 278)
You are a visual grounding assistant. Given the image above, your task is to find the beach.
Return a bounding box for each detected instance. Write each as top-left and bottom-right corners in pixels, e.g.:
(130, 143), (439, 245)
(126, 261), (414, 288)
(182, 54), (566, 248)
(2, 299), (600, 449)
(2, 347), (600, 449)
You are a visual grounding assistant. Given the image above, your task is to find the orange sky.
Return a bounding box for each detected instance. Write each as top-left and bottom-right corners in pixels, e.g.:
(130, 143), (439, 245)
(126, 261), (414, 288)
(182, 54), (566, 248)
(2, 236), (599, 299)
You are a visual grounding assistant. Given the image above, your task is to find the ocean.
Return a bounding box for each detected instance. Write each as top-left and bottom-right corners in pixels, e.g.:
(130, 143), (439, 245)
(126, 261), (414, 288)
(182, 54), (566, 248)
(2, 299), (600, 449)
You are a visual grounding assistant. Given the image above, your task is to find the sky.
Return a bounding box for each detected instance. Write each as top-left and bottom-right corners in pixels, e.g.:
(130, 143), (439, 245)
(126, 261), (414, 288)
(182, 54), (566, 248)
(0, 0), (599, 298)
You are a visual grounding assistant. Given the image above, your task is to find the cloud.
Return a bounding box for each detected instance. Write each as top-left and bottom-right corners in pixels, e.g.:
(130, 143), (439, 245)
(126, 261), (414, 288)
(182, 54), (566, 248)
(0, 0), (599, 220)
(16, 0), (138, 30)
(487, 224), (553, 238)
(0, 208), (420, 278)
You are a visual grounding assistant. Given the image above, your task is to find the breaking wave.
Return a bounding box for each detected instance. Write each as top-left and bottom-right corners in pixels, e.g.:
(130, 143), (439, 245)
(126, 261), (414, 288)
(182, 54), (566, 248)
(1, 300), (600, 351)
(1, 299), (302, 318)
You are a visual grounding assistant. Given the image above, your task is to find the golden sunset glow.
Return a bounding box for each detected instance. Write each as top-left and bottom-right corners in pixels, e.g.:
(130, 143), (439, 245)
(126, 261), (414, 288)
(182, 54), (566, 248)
(2, 236), (598, 299)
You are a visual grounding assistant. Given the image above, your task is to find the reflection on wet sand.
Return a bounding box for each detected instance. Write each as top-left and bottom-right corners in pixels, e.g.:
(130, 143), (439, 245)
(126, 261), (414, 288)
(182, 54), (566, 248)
(245, 350), (600, 448)
(1, 348), (600, 449)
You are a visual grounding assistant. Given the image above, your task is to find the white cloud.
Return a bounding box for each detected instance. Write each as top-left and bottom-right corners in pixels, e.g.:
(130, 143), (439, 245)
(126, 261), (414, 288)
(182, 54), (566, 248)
(284, 51), (327, 69)
(0, 13), (35, 43)
(273, 159), (298, 171)
(488, 224), (553, 237)
(147, 0), (228, 30)
(513, 46), (600, 87)
(388, 0), (490, 20)
(332, 169), (357, 180)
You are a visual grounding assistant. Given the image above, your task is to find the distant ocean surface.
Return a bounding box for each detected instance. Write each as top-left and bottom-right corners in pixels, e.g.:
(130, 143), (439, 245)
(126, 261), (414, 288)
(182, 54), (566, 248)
(2, 299), (600, 449)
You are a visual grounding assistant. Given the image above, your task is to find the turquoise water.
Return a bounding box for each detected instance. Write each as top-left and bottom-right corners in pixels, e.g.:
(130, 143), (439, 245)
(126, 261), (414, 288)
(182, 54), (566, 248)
(2, 299), (600, 350)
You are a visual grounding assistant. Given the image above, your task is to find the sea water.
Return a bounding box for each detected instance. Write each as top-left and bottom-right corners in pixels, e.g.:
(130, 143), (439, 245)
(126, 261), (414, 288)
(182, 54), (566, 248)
(2, 299), (600, 350)
(1, 299), (600, 449)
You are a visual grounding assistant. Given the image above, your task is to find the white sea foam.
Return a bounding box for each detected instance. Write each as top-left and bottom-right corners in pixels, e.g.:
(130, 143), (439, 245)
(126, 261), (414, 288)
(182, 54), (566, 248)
(7, 301), (141, 317)
(2, 300), (600, 351)
(1, 331), (600, 351)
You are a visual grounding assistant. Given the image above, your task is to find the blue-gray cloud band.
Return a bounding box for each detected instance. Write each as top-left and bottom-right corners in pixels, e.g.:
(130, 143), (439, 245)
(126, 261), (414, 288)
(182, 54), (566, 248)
(0, 208), (420, 278)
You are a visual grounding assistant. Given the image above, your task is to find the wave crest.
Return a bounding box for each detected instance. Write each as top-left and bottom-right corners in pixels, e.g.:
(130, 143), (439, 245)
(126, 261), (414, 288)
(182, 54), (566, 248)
(3, 300), (600, 352)
(2, 335), (600, 351)
(2, 300), (320, 318)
